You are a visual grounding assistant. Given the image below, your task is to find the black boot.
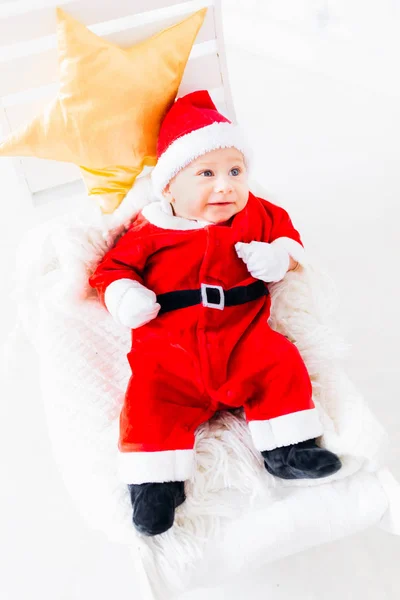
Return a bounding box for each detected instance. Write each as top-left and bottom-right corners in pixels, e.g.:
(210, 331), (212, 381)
(261, 438), (342, 480)
(127, 481), (186, 536)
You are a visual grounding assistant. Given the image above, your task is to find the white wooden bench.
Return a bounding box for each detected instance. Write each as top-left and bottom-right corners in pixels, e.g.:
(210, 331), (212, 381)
(1, 3), (399, 599)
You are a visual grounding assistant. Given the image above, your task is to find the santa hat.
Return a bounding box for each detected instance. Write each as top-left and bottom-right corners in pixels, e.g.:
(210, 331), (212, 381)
(150, 89), (252, 199)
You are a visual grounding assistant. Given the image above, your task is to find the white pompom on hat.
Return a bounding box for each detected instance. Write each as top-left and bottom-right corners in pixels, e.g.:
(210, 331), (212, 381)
(150, 89), (252, 199)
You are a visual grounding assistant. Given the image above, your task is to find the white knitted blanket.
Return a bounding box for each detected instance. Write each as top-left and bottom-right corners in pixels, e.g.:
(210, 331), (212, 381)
(6, 175), (391, 598)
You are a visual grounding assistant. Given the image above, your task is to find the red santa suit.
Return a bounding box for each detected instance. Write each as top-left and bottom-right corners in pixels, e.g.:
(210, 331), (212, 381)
(89, 191), (324, 484)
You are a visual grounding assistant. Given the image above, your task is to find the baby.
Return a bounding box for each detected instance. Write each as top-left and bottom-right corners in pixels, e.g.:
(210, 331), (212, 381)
(89, 90), (342, 537)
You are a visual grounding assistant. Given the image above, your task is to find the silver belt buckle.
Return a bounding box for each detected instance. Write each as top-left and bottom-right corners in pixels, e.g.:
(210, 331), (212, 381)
(201, 283), (225, 310)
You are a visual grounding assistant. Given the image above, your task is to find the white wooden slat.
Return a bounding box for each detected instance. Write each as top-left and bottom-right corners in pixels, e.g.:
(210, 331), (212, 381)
(1, 84), (59, 110)
(33, 178), (86, 209)
(0, 4), (216, 97)
(212, 0), (236, 125)
(208, 86), (227, 113)
(0, 101), (35, 212)
(175, 50), (223, 101)
(21, 158), (82, 194)
(0, 0), (204, 45)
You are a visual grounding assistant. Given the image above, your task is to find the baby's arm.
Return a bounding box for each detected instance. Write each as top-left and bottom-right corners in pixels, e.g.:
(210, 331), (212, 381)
(235, 198), (306, 283)
(89, 225), (147, 304)
(264, 199), (307, 271)
(89, 225), (160, 328)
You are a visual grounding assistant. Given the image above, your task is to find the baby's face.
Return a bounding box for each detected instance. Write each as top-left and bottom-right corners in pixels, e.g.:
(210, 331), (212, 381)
(162, 147), (249, 224)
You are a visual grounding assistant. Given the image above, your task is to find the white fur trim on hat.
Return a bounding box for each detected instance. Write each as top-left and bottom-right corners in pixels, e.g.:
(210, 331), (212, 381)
(150, 121), (252, 199)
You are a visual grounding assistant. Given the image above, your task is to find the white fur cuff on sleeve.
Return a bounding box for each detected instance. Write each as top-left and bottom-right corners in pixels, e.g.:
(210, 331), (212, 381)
(271, 237), (308, 267)
(104, 279), (144, 322)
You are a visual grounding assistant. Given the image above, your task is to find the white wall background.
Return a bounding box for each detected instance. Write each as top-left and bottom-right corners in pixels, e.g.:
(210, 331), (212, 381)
(1, 2), (400, 599)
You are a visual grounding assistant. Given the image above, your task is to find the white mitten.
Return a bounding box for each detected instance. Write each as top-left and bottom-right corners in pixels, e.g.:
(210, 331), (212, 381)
(104, 279), (161, 328)
(235, 240), (290, 283)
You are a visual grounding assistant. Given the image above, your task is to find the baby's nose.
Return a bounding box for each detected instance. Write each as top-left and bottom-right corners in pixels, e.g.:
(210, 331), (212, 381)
(214, 177), (233, 191)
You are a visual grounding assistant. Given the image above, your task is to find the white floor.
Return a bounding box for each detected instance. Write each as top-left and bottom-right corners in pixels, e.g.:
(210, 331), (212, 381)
(1, 12), (400, 600)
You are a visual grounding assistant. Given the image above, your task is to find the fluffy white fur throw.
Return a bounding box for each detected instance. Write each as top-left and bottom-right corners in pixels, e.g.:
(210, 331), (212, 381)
(5, 174), (395, 599)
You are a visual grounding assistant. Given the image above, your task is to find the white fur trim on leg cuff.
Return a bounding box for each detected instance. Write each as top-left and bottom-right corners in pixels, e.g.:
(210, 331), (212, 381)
(248, 408), (324, 451)
(117, 449), (194, 484)
(271, 237), (308, 267)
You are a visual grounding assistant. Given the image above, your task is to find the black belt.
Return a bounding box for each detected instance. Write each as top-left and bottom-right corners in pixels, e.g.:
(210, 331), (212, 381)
(156, 280), (268, 314)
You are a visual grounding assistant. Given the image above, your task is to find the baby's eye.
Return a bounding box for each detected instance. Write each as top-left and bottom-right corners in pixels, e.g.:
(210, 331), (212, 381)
(230, 167), (241, 176)
(201, 170), (213, 177)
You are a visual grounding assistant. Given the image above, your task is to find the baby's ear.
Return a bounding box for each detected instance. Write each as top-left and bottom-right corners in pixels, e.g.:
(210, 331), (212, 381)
(162, 184), (172, 199)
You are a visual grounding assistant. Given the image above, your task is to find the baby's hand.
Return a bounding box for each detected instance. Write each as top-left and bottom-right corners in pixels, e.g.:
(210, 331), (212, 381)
(104, 279), (161, 328)
(235, 240), (290, 283)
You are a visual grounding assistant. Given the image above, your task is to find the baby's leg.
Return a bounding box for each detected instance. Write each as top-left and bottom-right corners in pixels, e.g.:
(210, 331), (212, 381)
(241, 326), (323, 449)
(241, 327), (341, 479)
(118, 365), (214, 535)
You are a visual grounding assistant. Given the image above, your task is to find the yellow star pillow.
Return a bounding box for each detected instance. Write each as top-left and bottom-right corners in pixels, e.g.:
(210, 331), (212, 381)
(0, 7), (207, 213)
